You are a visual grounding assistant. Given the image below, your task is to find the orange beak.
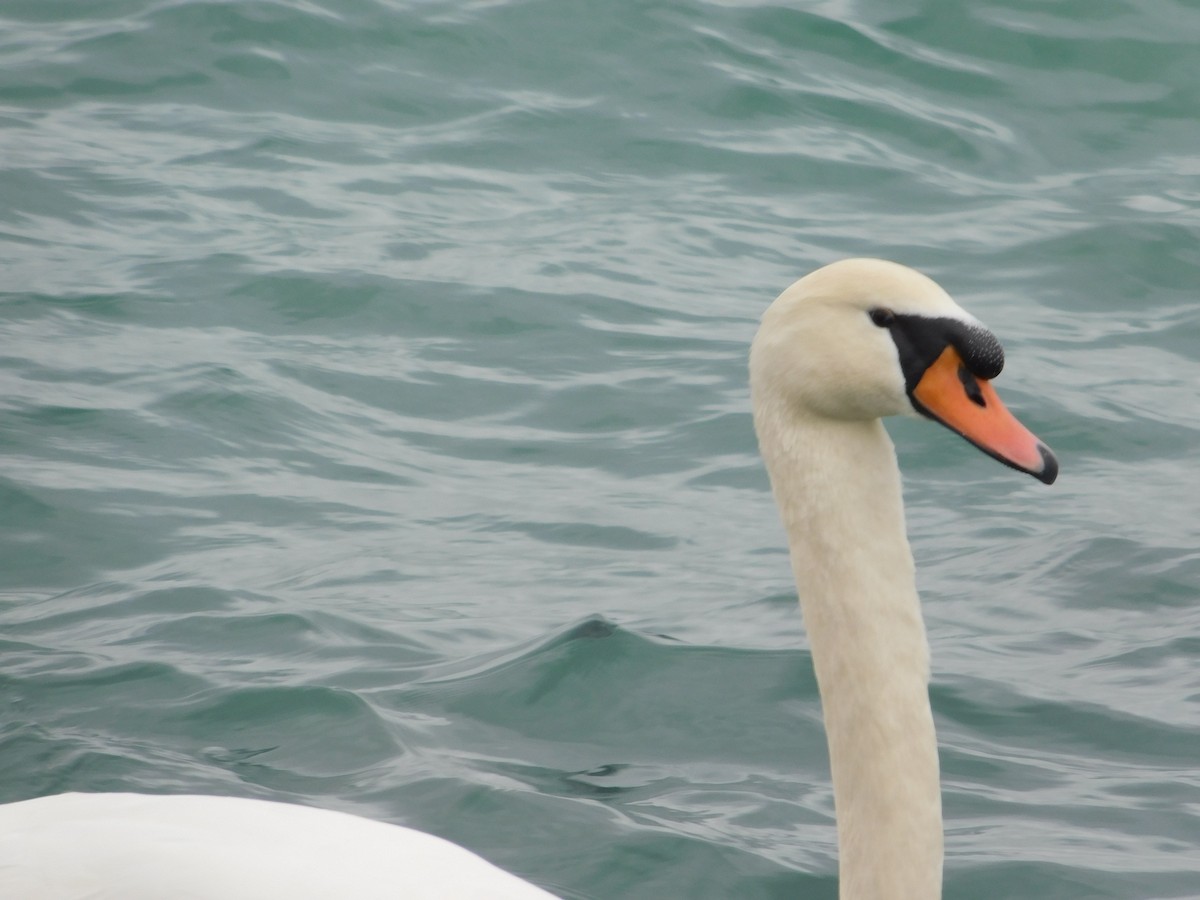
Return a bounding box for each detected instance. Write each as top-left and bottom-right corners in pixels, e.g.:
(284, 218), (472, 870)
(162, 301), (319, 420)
(912, 346), (1057, 484)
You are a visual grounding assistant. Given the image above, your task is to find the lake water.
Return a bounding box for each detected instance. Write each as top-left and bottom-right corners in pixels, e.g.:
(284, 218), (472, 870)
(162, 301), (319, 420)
(2, 1), (1198, 897)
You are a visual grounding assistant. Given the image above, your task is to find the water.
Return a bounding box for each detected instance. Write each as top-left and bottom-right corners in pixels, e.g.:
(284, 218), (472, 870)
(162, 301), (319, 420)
(2, 1), (1199, 897)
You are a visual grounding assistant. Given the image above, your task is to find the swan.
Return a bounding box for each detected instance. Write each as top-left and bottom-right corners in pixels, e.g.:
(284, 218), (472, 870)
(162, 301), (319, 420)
(0, 259), (1055, 899)
(0, 791), (557, 899)
(750, 258), (1055, 898)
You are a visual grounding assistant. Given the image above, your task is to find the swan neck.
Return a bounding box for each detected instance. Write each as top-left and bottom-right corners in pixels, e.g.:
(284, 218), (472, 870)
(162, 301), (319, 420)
(756, 408), (943, 900)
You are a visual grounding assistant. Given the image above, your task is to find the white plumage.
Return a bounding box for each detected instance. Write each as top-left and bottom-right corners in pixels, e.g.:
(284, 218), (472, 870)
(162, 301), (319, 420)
(0, 792), (557, 899)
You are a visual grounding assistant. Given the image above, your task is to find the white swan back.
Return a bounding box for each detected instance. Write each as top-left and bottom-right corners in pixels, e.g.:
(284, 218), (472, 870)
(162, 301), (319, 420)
(0, 793), (558, 900)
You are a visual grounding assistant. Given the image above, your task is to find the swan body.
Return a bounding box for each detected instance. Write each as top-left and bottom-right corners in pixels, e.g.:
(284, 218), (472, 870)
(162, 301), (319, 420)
(0, 792), (557, 899)
(0, 260), (1054, 900)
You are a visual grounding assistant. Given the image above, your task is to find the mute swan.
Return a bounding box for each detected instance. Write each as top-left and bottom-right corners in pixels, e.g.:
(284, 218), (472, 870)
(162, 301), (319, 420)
(0, 792), (557, 899)
(0, 259), (1054, 899)
(750, 258), (1055, 898)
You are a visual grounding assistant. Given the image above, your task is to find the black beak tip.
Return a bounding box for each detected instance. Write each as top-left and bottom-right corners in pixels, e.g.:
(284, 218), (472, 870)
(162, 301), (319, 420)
(1034, 443), (1058, 485)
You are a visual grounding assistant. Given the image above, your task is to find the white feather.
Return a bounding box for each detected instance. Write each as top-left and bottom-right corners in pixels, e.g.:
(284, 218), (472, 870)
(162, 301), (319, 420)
(0, 792), (558, 899)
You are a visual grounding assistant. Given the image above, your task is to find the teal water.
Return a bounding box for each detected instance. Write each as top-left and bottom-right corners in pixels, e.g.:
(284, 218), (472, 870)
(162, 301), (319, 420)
(2, 1), (1199, 897)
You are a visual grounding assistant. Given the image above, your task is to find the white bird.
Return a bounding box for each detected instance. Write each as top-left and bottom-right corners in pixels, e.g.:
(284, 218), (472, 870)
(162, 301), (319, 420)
(0, 259), (1055, 899)
(750, 258), (1055, 898)
(0, 791), (558, 899)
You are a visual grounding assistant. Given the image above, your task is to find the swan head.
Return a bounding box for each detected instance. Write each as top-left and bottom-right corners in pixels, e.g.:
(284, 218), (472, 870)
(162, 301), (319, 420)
(750, 258), (1057, 484)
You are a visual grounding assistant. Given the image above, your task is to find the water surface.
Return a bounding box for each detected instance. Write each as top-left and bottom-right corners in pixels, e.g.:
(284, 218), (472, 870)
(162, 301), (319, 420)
(2, 1), (1199, 897)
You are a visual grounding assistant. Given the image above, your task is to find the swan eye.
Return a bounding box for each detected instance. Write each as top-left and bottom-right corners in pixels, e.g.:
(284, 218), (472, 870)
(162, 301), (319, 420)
(869, 307), (896, 327)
